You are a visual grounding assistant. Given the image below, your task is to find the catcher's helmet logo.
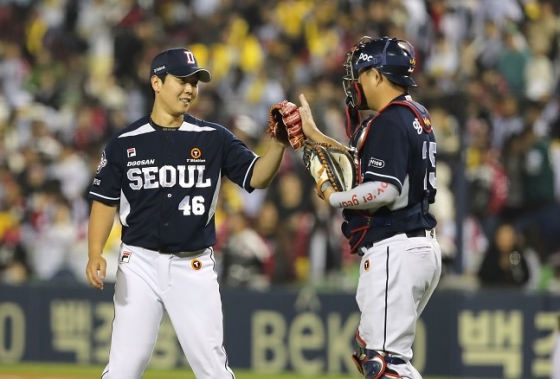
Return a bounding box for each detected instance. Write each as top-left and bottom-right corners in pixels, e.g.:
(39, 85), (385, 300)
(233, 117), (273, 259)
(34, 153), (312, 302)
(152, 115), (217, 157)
(357, 53), (373, 63)
(97, 151), (107, 174)
(364, 259), (370, 271)
(191, 259), (202, 270)
(190, 148), (202, 159)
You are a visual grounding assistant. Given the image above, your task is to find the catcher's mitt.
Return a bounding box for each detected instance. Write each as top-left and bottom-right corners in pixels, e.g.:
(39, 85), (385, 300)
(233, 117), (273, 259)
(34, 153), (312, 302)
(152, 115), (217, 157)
(267, 100), (306, 150)
(302, 141), (357, 199)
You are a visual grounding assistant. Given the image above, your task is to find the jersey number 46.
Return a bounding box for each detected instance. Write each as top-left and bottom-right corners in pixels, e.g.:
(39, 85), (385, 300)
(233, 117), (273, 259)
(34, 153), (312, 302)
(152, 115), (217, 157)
(179, 195), (205, 215)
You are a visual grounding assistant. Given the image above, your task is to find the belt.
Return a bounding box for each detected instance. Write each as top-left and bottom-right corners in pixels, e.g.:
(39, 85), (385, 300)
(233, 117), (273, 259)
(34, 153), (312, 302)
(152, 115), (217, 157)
(359, 228), (428, 254)
(157, 248), (206, 258)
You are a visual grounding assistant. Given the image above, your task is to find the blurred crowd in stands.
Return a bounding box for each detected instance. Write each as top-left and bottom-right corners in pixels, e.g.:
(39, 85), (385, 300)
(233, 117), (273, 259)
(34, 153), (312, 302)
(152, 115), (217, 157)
(0, 0), (559, 293)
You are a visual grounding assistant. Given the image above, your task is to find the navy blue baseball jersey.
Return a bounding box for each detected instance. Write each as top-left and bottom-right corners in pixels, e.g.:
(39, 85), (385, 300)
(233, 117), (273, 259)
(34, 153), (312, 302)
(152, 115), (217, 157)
(344, 94), (437, 245)
(88, 114), (258, 252)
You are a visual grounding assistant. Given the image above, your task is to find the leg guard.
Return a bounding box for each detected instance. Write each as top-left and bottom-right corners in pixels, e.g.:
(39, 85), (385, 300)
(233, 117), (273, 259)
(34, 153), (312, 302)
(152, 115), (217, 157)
(351, 335), (402, 379)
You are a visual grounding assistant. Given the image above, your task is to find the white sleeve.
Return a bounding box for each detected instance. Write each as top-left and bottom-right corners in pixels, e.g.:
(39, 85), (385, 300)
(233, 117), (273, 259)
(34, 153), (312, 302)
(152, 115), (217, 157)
(328, 181), (399, 210)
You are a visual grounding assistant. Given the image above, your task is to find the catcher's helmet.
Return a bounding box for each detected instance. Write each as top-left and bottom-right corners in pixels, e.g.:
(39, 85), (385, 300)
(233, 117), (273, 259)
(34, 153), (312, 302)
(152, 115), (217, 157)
(343, 36), (417, 109)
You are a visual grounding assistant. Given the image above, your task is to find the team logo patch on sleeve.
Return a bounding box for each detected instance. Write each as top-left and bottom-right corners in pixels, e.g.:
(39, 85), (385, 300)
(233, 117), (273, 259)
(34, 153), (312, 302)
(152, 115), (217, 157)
(96, 151), (107, 174)
(127, 148), (136, 158)
(120, 251), (132, 263)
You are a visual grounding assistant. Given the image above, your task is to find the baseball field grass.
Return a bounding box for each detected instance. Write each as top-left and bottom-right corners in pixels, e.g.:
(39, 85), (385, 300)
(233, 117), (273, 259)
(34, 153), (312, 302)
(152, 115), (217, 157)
(0, 362), (488, 379)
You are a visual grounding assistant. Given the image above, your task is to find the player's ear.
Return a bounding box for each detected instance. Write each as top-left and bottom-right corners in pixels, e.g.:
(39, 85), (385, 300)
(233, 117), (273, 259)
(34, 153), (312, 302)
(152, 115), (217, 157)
(369, 69), (382, 86)
(151, 75), (162, 93)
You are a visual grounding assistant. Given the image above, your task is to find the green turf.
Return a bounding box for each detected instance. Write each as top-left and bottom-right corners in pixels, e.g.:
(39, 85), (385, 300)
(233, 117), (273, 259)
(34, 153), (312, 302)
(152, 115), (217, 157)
(0, 362), (489, 378)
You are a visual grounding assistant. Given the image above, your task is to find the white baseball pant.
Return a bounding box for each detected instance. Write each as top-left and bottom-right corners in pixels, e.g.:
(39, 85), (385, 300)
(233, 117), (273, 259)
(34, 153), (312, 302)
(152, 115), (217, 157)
(356, 230), (441, 379)
(101, 243), (234, 379)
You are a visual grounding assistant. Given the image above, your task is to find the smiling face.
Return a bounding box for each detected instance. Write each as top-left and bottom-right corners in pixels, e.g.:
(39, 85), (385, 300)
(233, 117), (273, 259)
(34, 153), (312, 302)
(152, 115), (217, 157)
(151, 73), (200, 120)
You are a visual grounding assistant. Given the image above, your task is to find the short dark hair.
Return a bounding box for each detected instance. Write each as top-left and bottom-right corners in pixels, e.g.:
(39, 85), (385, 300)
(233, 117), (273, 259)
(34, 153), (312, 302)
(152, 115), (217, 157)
(156, 73), (167, 82)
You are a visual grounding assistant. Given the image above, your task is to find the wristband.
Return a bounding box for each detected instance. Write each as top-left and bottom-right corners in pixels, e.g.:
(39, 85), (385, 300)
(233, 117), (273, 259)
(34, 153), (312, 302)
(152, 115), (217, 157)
(321, 181), (333, 194)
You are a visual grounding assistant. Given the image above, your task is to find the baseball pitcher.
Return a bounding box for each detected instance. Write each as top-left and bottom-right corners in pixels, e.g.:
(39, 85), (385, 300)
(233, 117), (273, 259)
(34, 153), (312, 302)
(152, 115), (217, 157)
(85, 47), (292, 379)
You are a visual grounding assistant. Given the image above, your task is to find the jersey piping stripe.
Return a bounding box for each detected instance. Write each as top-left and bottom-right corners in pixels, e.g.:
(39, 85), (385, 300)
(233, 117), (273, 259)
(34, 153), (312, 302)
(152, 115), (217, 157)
(118, 123), (155, 138)
(179, 121), (216, 132)
(119, 190), (131, 227)
(222, 344), (235, 379)
(383, 246), (390, 352)
(116, 121), (217, 137)
(206, 175), (221, 226)
(243, 156), (259, 188)
(208, 248), (234, 378)
(364, 171), (403, 188)
(89, 191), (120, 201)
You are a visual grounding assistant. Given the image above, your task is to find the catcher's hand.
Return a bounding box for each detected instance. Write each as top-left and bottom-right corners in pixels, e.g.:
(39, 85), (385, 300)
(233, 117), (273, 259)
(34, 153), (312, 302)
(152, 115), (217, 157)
(267, 100), (306, 150)
(302, 141), (357, 200)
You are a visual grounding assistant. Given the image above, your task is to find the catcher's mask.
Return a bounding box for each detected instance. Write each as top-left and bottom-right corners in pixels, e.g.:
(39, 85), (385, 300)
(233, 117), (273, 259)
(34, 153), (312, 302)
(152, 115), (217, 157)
(343, 36), (417, 110)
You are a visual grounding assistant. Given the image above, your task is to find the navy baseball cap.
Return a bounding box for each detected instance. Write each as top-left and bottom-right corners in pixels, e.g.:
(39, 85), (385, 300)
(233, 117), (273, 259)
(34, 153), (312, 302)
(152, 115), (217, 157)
(150, 48), (211, 82)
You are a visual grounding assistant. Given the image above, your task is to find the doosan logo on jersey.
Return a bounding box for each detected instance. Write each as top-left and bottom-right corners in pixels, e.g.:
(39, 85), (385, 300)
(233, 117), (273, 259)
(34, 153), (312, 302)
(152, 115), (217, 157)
(127, 165), (211, 189)
(127, 159), (156, 167)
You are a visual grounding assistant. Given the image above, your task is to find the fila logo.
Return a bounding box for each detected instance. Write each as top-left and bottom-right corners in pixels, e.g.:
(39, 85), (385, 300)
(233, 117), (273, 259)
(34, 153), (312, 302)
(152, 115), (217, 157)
(127, 148), (136, 158)
(184, 51), (195, 64)
(120, 251), (131, 263)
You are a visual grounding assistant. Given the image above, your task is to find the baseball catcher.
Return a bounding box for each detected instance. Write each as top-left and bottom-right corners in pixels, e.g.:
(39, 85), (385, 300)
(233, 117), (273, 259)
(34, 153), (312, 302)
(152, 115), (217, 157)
(267, 100), (306, 150)
(302, 141), (357, 199)
(294, 35), (441, 379)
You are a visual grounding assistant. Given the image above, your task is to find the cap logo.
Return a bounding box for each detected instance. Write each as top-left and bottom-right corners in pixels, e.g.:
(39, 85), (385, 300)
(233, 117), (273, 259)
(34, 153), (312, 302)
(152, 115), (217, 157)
(153, 65), (166, 73)
(184, 51), (195, 65)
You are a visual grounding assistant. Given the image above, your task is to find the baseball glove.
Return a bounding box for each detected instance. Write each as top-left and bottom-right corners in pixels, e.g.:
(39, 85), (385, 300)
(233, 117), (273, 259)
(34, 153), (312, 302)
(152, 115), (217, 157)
(302, 141), (357, 199)
(267, 100), (306, 150)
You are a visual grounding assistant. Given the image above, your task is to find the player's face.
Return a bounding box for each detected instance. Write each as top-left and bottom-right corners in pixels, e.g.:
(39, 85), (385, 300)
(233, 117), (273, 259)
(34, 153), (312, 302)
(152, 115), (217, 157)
(358, 68), (380, 110)
(159, 74), (199, 116)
